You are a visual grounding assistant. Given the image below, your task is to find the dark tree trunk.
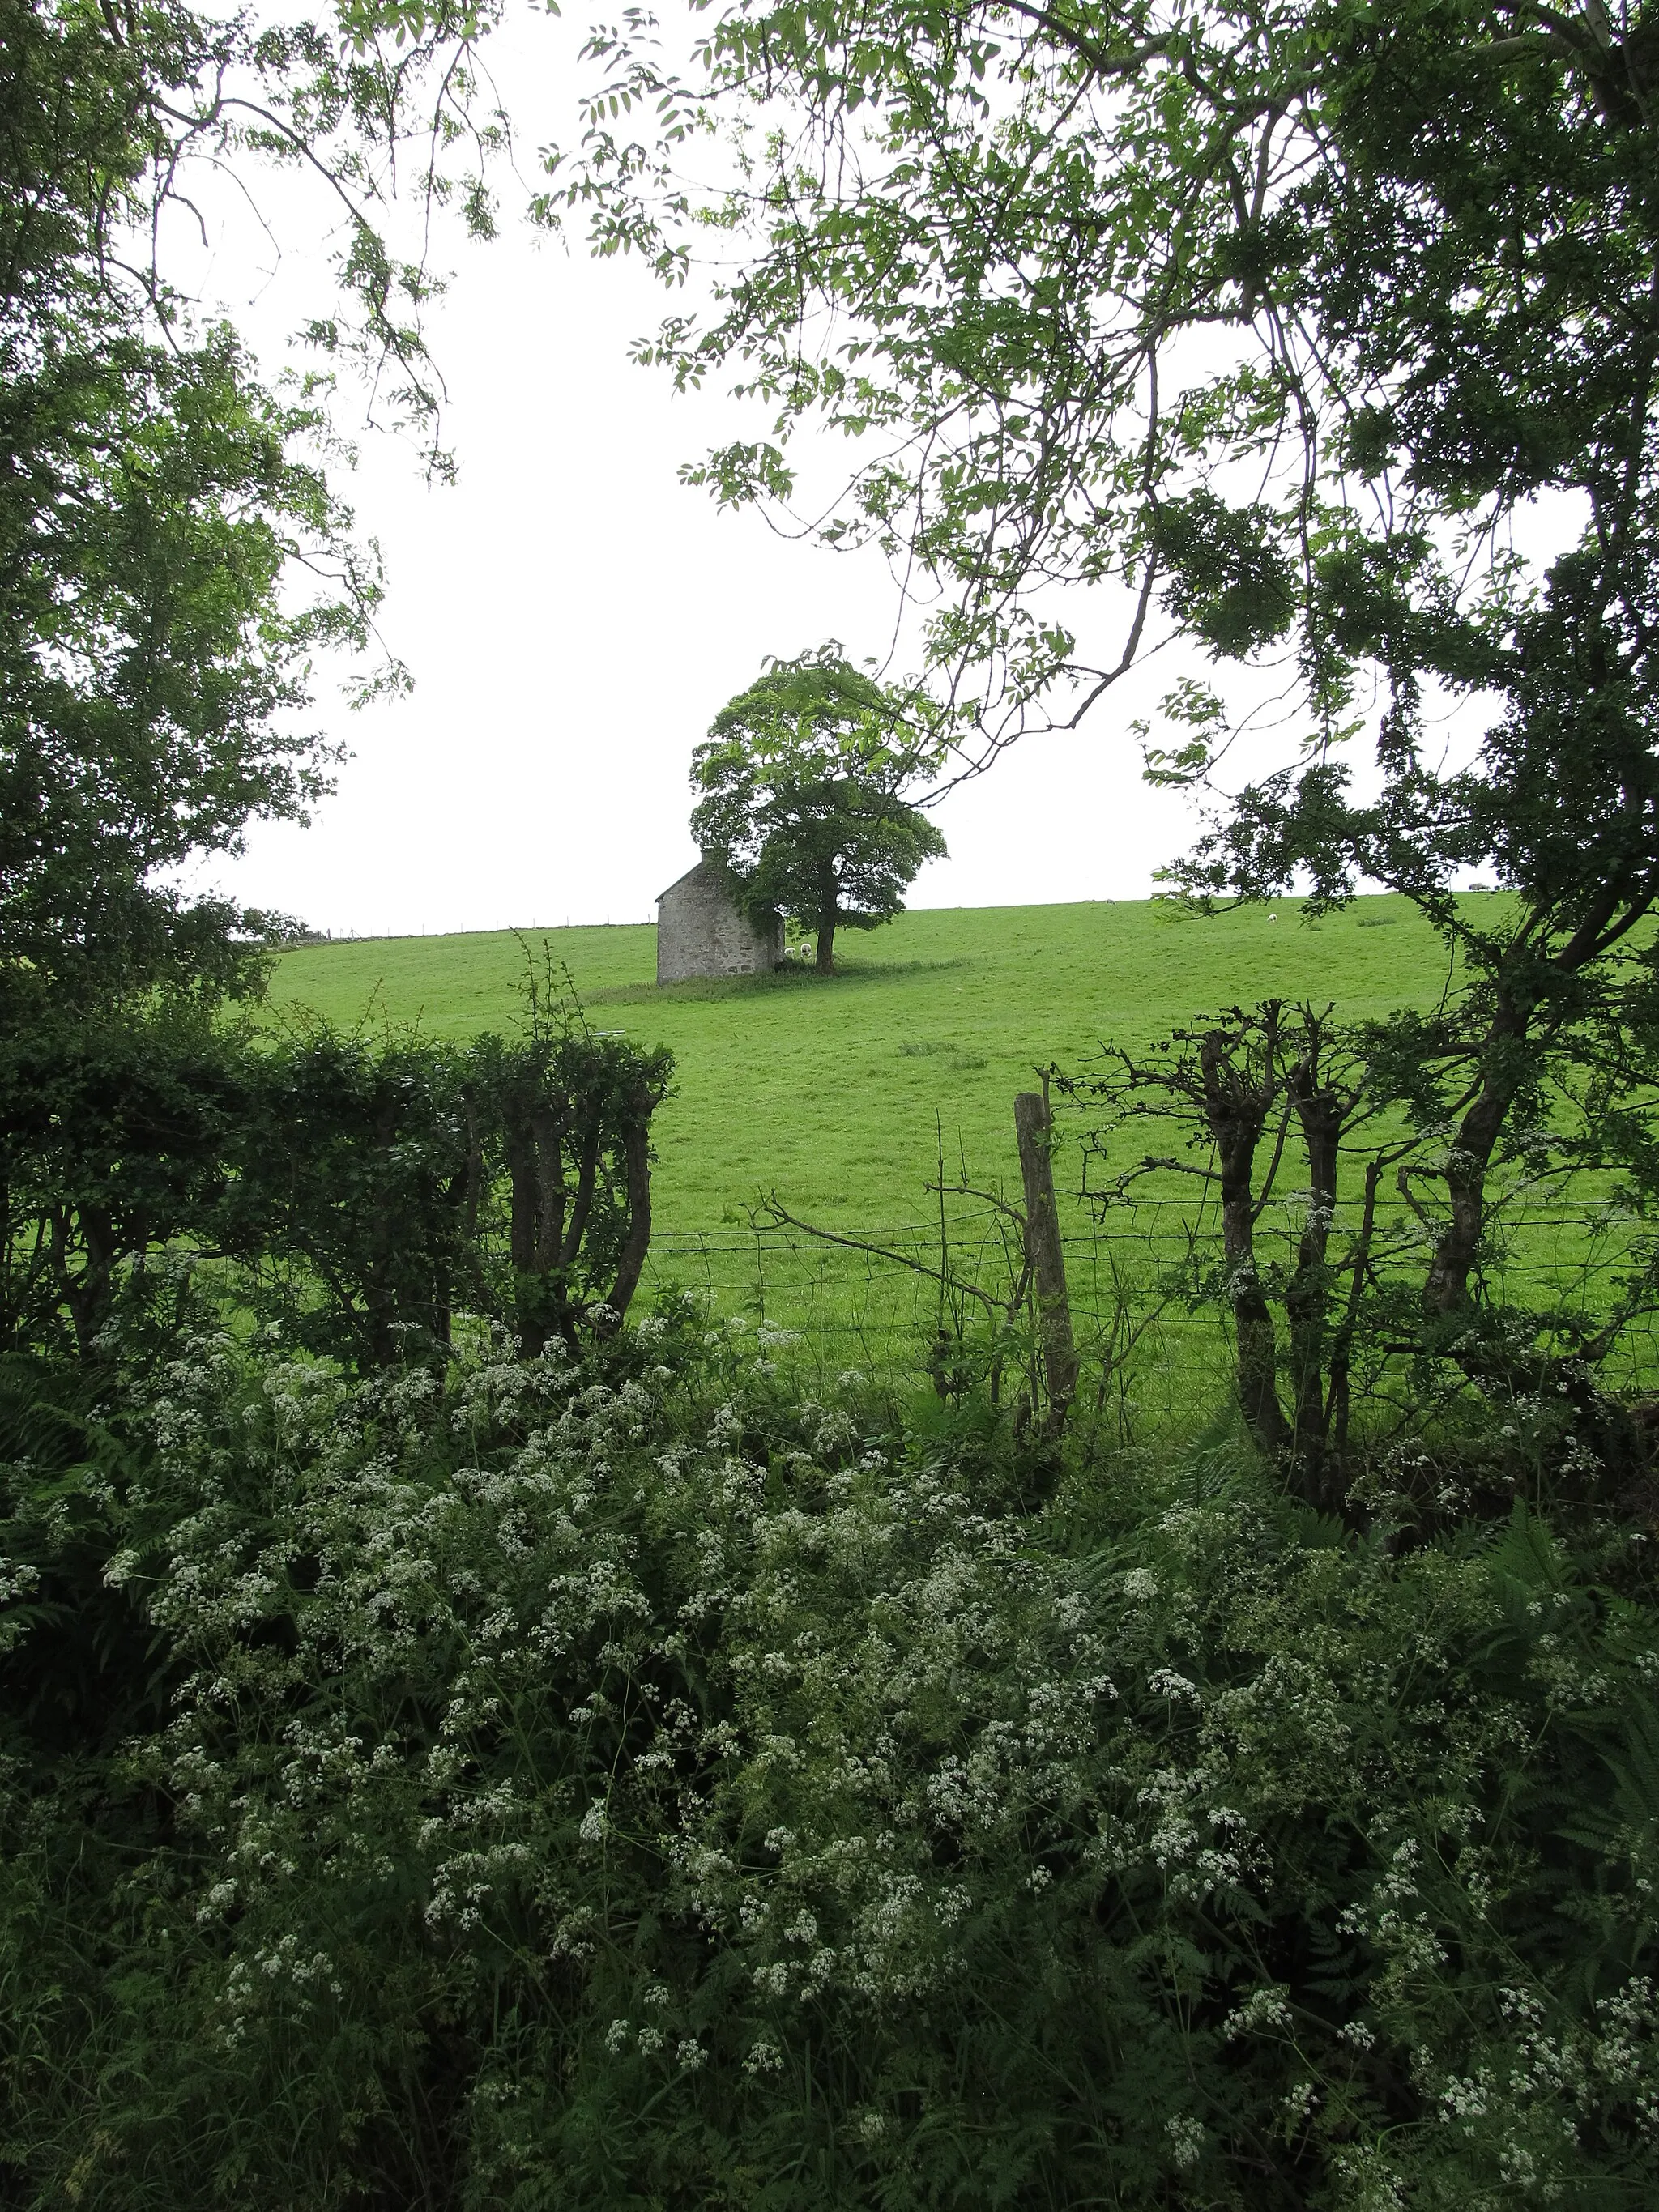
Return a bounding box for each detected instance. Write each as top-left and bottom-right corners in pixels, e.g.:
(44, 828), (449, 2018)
(1422, 880), (1654, 1328)
(599, 1113), (655, 1336)
(814, 861), (840, 974)
(1199, 1027), (1290, 1456)
(1328, 1159), (1383, 1457)
(1284, 1059), (1349, 1507)
(505, 1120), (549, 1357)
(1422, 993), (1530, 1325)
(59, 1202), (117, 1361)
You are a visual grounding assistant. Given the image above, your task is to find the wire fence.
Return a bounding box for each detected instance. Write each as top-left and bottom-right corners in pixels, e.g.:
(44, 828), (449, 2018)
(639, 1191), (1659, 1414)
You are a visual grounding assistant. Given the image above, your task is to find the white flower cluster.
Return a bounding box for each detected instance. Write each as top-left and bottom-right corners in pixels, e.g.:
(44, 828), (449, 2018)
(43, 1306), (1654, 2201)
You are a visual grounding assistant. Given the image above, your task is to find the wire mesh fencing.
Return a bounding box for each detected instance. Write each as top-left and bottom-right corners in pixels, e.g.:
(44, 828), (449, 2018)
(640, 1189), (1659, 1423)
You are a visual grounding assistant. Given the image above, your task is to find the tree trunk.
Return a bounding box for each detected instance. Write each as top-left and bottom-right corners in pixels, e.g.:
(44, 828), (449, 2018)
(600, 1112), (655, 1336)
(1200, 1029), (1290, 1455)
(1285, 1063), (1346, 1504)
(1422, 882), (1653, 1328)
(504, 1123), (548, 1357)
(1422, 993), (1531, 1323)
(1328, 1159), (1382, 1456)
(60, 1202), (117, 1361)
(815, 913), (838, 974)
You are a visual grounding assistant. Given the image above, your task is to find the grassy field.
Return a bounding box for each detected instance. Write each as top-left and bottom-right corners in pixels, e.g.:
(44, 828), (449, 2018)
(270, 897), (1546, 1387)
(270, 897), (1456, 1235)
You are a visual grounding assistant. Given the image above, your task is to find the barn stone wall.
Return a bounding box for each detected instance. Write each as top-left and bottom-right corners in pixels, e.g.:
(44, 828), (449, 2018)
(656, 857), (783, 983)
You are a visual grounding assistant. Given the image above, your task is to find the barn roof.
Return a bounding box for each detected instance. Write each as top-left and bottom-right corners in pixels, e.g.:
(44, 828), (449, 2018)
(655, 855), (719, 903)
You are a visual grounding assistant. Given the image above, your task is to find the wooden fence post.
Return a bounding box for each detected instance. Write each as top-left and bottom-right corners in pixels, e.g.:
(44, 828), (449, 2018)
(1014, 1089), (1078, 1430)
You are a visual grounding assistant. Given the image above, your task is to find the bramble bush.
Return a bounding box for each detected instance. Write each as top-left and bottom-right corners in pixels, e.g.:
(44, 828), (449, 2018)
(3, 1308), (1658, 2209)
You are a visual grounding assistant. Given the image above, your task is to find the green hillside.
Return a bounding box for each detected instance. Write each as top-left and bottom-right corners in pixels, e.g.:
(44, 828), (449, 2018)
(267, 897), (1479, 1367)
(269, 897), (1455, 1234)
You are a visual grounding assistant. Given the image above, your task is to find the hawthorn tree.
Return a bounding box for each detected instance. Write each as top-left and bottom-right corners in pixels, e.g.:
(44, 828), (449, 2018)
(690, 646), (946, 973)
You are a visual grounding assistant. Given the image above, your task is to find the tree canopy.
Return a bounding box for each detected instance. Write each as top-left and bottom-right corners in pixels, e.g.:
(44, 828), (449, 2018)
(565, 0), (1655, 760)
(0, 0), (497, 1016)
(691, 646), (946, 972)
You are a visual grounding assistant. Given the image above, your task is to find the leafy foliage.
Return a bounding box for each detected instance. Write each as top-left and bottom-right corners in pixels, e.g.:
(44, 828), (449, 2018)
(0, 998), (673, 1373)
(6, 10), (1659, 2205)
(559, 0), (1659, 778)
(561, 0), (1659, 1528)
(559, 0), (1659, 1331)
(466, 1017), (673, 1355)
(0, 0), (517, 1016)
(0, 998), (251, 1362)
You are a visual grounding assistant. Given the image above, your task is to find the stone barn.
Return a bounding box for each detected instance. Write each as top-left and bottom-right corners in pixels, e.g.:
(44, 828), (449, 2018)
(656, 855), (784, 984)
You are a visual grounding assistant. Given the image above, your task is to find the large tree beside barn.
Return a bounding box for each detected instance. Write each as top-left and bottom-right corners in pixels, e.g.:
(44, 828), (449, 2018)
(690, 646), (946, 972)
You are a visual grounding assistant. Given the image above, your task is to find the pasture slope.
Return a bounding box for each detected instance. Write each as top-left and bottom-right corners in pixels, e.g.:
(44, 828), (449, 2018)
(269, 898), (1460, 1355)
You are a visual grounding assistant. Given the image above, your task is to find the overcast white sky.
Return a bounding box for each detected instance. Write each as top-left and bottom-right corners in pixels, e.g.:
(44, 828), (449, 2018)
(152, 11), (1231, 940)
